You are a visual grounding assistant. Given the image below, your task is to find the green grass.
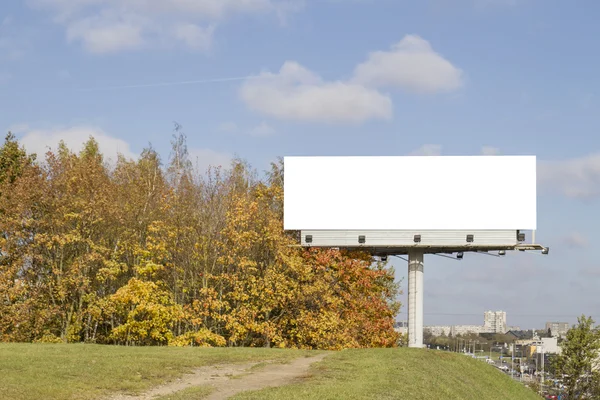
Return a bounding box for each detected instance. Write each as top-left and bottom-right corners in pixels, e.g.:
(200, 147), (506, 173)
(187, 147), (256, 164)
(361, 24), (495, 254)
(231, 348), (542, 400)
(0, 343), (316, 400)
(153, 385), (214, 400)
(0, 345), (542, 400)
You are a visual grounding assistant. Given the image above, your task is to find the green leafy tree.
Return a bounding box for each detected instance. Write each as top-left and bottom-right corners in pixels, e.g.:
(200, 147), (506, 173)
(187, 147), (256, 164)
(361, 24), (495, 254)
(0, 132), (35, 186)
(552, 315), (600, 399)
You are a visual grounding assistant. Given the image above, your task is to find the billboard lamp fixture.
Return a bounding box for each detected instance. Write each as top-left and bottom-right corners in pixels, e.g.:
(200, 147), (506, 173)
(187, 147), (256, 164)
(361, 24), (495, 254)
(432, 253), (461, 261)
(475, 250), (503, 258)
(541, 247), (549, 255)
(456, 252), (464, 259)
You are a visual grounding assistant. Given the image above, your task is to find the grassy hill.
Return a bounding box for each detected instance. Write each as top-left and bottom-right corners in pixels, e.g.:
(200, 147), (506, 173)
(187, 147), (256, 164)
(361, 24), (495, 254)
(232, 348), (541, 400)
(0, 344), (539, 400)
(0, 343), (315, 400)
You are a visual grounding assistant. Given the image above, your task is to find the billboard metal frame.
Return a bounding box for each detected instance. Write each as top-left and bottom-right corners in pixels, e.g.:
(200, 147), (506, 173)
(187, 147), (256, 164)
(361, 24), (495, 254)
(297, 229), (541, 254)
(290, 229), (548, 349)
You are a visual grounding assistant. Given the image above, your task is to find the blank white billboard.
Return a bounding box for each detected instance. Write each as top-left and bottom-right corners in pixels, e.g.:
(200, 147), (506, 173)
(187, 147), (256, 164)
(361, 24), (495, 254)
(283, 156), (536, 230)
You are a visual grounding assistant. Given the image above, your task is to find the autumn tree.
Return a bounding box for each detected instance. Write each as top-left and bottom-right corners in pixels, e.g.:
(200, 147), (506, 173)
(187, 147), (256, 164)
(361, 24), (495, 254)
(289, 249), (400, 349)
(25, 139), (119, 342)
(0, 131), (402, 349)
(0, 135), (45, 341)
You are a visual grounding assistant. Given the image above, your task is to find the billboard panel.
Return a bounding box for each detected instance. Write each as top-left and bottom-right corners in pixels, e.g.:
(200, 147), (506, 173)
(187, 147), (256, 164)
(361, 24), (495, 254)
(283, 156), (536, 230)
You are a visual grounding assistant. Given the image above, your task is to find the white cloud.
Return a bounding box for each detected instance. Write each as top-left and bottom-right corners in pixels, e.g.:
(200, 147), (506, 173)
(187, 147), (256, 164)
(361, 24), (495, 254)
(239, 61), (393, 123)
(538, 153), (600, 199)
(240, 34), (462, 123)
(352, 35), (463, 93)
(171, 23), (215, 51)
(28, 0), (300, 53)
(16, 125), (232, 176)
(481, 146), (500, 155)
(409, 144), (442, 156)
(248, 122), (276, 137)
(404, 144), (498, 157)
(272, 0), (305, 26)
(66, 13), (146, 53)
(29, 0), (284, 22)
(188, 147), (232, 173)
(18, 126), (138, 162)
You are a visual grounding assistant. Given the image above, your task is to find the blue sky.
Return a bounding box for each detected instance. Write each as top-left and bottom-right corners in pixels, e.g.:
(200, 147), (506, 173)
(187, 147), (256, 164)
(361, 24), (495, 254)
(1, 0), (599, 329)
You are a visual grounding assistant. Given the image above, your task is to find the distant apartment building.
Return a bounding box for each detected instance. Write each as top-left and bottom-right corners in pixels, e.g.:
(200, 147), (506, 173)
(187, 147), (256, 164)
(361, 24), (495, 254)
(395, 321), (408, 328)
(424, 325), (483, 336)
(538, 337), (560, 354)
(533, 337), (562, 366)
(484, 310), (507, 334)
(518, 336), (559, 351)
(424, 310), (509, 337)
(451, 325), (485, 336)
(424, 326), (451, 336)
(394, 327), (407, 335)
(394, 320), (408, 335)
(545, 322), (569, 337)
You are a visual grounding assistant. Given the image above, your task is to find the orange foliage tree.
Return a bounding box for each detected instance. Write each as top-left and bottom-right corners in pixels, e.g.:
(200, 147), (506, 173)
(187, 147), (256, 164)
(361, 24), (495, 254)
(0, 129), (401, 349)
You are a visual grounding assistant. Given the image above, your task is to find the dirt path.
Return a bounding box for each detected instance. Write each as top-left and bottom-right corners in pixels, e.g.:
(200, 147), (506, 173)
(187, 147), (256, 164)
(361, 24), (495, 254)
(204, 353), (328, 400)
(108, 353), (328, 400)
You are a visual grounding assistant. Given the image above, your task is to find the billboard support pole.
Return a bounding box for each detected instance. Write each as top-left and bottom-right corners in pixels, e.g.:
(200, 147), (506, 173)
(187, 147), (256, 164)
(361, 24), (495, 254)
(408, 250), (424, 348)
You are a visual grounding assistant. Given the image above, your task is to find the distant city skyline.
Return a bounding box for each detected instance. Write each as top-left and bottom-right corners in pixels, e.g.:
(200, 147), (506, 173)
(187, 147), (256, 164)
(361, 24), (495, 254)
(398, 309), (577, 331)
(423, 310), (510, 336)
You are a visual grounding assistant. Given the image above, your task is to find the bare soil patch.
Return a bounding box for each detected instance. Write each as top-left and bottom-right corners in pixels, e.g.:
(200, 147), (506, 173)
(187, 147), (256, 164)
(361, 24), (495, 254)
(107, 353), (329, 400)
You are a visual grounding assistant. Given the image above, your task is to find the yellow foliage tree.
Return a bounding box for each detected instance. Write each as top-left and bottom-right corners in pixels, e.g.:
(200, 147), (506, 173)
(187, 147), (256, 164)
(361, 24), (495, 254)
(0, 130), (401, 349)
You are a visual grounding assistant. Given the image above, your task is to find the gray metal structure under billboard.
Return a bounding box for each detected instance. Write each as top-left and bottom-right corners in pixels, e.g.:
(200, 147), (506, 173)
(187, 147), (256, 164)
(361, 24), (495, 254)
(298, 229), (547, 254)
(296, 229), (548, 348)
(283, 156), (548, 349)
